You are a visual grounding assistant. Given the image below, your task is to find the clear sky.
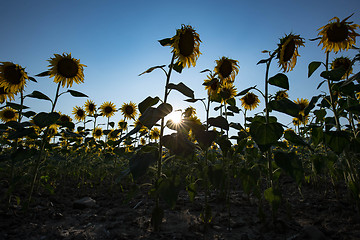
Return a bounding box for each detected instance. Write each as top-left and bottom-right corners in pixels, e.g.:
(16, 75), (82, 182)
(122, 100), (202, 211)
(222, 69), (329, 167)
(2, 0), (360, 135)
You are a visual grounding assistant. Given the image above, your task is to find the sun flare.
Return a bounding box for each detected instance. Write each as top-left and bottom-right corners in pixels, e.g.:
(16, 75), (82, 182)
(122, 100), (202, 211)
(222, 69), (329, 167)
(168, 110), (182, 124)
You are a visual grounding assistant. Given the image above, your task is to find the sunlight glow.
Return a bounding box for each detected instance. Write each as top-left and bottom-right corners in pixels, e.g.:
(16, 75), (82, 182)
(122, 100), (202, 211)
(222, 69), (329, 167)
(168, 110), (182, 124)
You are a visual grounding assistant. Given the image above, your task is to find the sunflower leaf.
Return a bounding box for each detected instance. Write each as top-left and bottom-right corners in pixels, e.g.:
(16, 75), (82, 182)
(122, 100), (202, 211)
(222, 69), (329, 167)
(317, 80), (326, 89)
(6, 102), (29, 110)
(67, 90), (88, 98)
(227, 105), (240, 113)
(26, 91), (52, 102)
(167, 82), (194, 99)
(35, 71), (50, 77)
(304, 95), (321, 116)
(158, 38), (173, 46)
(250, 121), (283, 147)
(138, 96), (160, 114)
(200, 69), (212, 73)
(184, 98), (205, 103)
(138, 65), (166, 76)
(172, 61), (183, 73)
(268, 73), (289, 90)
(320, 67), (347, 81)
(22, 111), (37, 118)
(308, 61), (322, 78)
(257, 58), (269, 65)
(236, 86), (257, 96)
(33, 112), (60, 129)
(268, 99), (300, 118)
(139, 103), (172, 129)
(208, 116), (229, 131)
(28, 76), (37, 82)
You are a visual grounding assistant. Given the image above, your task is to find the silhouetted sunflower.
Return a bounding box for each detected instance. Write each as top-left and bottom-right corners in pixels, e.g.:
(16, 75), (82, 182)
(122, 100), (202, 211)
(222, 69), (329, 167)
(214, 57), (239, 82)
(294, 98), (309, 114)
(0, 62), (29, 94)
(240, 92), (260, 111)
(48, 53), (86, 88)
(108, 129), (119, 140)
(277, 33), (305, 72)
(58, 112), (72, 123)
(100, 101), (116, 118)
(183, 106), (196, 118)
(93, 127), (103, 139)
(84, 99), (96, 115)
(274, 90), (289, 100)
(330, 56), (353, 79)
(72, 106), (86, 121)
(318, 15), (360, 53)
(48, 124), (59, 137)
(293, 114), (309, 126)
(0, 86), (15, 103)
(0, 107), (18, 122)
(121, 101), (137, 120)
(149, 127), (160, 141)
(171, 25), (201, 68)
(203, 73), (221, 97)
(219, 82), (237, 103)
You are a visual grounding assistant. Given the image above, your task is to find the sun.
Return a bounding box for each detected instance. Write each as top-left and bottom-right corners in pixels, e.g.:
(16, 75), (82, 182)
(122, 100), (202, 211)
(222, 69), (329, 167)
(168, 110), (182, 124)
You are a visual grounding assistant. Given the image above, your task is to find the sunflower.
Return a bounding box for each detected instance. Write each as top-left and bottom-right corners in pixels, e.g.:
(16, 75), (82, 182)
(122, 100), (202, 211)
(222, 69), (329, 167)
(274, 90), (289, 100)
(48, 53), (86, 88)
(330, 56), (353, 79)
(84, 99), (96, 115)
(240, 92), (260, 111)
(203, 73), (221, 97)
(93, 127), (103, 139)
(118, 119), (128, 130)
(0, 107), (18, 122)
(214, 57), (240, 82)
(140, 137), (146, 145)
(318, 15), (360, 53)
(356, 92), (360, 100)
(294, 98), (309, 114)
(120, 101), (137, 120)
(219, 82), (237, 103)
(171, 25), (201, 68)
(0, 86), (15, 103)
(0, 62), (29, 94)
(100, 101), (117, 118)
(276, 33), (305, 72)
(72, 106), (86, 121)
(48, 124), (59, 137)
(293, 114), (309, 126)
(58, 112), (72, 123)
(183, 106), (196, 118)
(149, 127), (160, 141)
(108, 129), (119, 140)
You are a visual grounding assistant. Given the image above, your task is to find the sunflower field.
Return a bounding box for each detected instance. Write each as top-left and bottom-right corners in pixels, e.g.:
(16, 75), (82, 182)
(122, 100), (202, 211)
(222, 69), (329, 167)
(1, 15), (360, 240)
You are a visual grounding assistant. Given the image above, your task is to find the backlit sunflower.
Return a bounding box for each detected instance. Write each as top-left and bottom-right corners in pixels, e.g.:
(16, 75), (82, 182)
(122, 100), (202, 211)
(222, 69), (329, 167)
(330, 56), (353, 79)
(48, 53), (86, 88)
(203, 73), (221, 97)
(84, 99), (96, 115)
(150, 127), (160, 141)
(240, 92), (260, 111)
(100, 101), (117, 118)
(48, 124), (59, 137)
(214, 57), (240, 82)
(318, 15), (360, 53)
(108, 129), (119, 140)
(293, 114), (309, 126)
(0, 86), (15, 103)
(140, 137), (146, 145)
(58, 112), (72, 123)
(276, 33), (305, 72)
(118, 119), (128, 130)
(183, 106), (196, 118)
(0, 62), (29, 94)
(120, 101), (137, 120)
(0, 107), (18, 122)
(171, 25), (201, 68)
(93, 127), (103, 139)
(294, 98), (309, 114)
(72, 106), (86, 121)
(274, 90), (289, 100)
(219, 82), (237, 103)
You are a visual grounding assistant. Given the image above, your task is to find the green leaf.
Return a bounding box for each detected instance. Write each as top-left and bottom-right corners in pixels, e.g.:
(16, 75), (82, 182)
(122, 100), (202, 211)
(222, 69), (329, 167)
(28, 76), (37, 82)
(167, 82), (194, 99)
(158, 176), (181, 209)
(26, 90), (52, 101)
(184, 98), (205, 103)
(32, 112), (60, 129)
(304, 95), (321, 116)
(158, 38), (173, 46)
(226, 98), (236, 107)
(130, 148), (158, 180)
(138, 65), (166, 76)
(320, 67), (347, 81)
(208, 164), (225, 189)
(324, 131), (350, 155)
(268, 73), (289, 90)
(208, 116), (229, 131)
(172, 61), (183, 73)
(8, 127), (35, 140)
(162, 133), (195, 157)
(317, 80), (327, 89)
(236, 85), (257, 96)
(192, 129), (217, 150)
(67, 90), (88, 98)
(250, 121), (283, 146)
(284, 130), (309, 147)
(6, 102), (29, 110)
(311, 126), (323, 147)
(138, 96), (160, 114)
(35, 71), (50, 77)
(216, 135), (232, 155)
(229, 122), (245, 131)
(264, 187), (281, 213)
(227, 105), (240, 113)
(139, 103), (172, 129)
(308, 61), (322, 78)
(268, 98), (300, 117)
(22, 111), (37, 118)
(314, 109), (326, 122)
(274, 151), (304, 185)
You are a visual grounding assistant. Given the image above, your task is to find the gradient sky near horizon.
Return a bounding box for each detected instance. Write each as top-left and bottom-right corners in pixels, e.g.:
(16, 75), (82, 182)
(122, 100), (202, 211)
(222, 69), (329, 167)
(1, 0), (360, 135)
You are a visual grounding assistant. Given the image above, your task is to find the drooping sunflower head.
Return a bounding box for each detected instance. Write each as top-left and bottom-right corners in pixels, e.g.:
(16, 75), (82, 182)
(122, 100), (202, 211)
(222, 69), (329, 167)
(58, 112), (72, 123)
(330, 56), (353, 79)
(276, 33), (305, 72)
(72, 106), (86, 122)
(118, 119), (128, 130)
(149, 127), (160, 141)
(240, 92), (260, 111)
(48, 124), (59, 137)
(120, 101), (137, 120)
(100, 101), (117, 118)
(214, 57), (240, 82)
(0, 107), (18, 122)
(0, 86), (15, 104)
(274, 90), (289, 100)
(183, 106), (196, 118)
(0, 62), (29, 94)
(294, 98), (309, 114)
(93, 127), (103, 139)
(84, 99), (96, 115)
(318, 15), (360, 53)
(48, 53), (86, 88)
(171, 25), (201, 68)
(219, 82), (237, 103)
(203, 73), (221, 97)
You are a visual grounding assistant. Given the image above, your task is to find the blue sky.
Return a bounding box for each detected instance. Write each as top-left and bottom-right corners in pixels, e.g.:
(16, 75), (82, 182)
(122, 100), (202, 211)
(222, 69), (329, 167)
(2, 0), (360, 135)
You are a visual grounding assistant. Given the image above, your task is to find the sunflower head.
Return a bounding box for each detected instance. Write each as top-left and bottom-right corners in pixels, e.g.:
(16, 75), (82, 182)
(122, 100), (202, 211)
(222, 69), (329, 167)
(100, 101), (117, 118)
(203, 73), (221, 97)
(140, 137), (146, 145)
(72, 106), (86, 121)
(150, 127), (160, 141)
(48, 53), (86, 88)
(59, 113), (72, 123)
(240, 92), (260, 111)
(318, 15), (360, 53)
(330, 56), (353, 79)
(120, 101), (137, 120)
(0, 107), (18, 122)
(276, 33), (305, 72)
(93, 127), (103, 139)
(171, 25), (201, 68)
(219, 82), (237, 103)
(183, 106), (196, 118)
(108, 129), (119, 140)
(85, 99), (96, 115)
(214, 57), (240, 82)
(0, 86), (15, 103)
(0, 62), (29, 94)
(274, 90), (289, 100)
(48, 124), (59, 137)
(293, 113), (309, 126)
(294, 98), (309, 114)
